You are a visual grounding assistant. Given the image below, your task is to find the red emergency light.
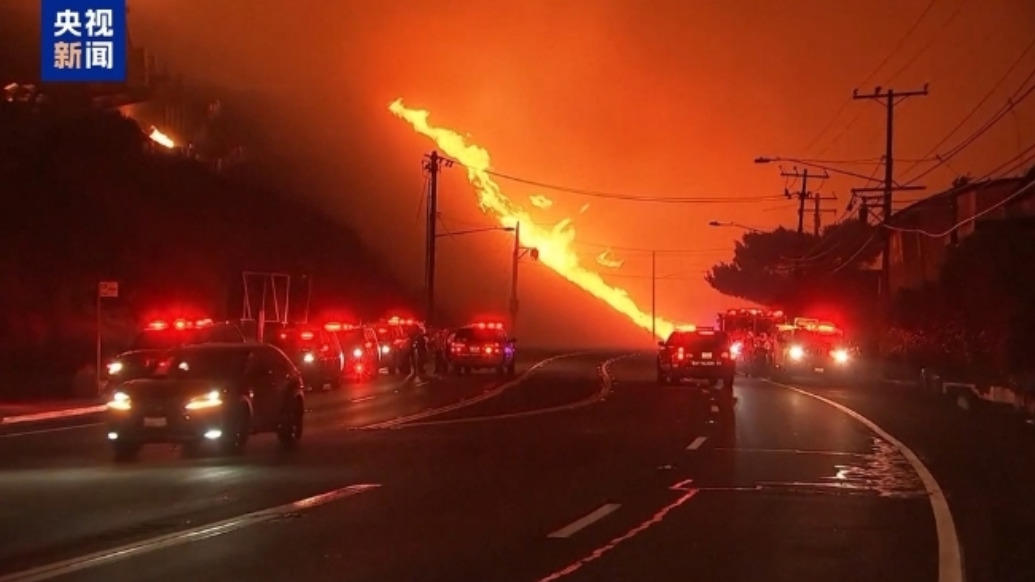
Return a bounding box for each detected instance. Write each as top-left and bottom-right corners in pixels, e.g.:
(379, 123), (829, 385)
(147, 320), (169, 331)
(299, 330), (315, 341)
(324, 322), (342, 332)
(474, 322), (504, 330)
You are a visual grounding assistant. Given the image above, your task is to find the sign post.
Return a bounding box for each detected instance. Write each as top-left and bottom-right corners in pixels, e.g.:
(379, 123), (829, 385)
(97, 281), (118, 393)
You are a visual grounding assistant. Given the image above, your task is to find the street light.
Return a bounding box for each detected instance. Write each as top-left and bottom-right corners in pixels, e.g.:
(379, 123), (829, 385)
(436, 226), (515, 239)
(755, 156), (886, 183)
(709, 220), (764, 233)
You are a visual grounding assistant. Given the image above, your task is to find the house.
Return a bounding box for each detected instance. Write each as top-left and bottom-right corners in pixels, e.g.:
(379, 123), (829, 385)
(887, 168), (1035, 294)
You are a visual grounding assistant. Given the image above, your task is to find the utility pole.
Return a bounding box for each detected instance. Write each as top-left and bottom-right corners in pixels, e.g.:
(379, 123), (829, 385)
(811, 193), (839, 235)
(780, 168), (830, 234)
(651, 251), (657, 341)
(509, 221), (539, 336)
(852, 87), (929, 300)
(510, 221), (521, 333)
(423, 150), (451, 326)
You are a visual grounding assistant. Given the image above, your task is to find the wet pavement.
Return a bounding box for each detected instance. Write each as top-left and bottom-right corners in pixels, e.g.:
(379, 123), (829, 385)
(4, 351), (1026, 581)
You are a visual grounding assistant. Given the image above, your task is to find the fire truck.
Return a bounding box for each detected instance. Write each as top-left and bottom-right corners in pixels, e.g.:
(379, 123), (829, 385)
(771, 318), (859, 382)
(716, 308), (786, 374)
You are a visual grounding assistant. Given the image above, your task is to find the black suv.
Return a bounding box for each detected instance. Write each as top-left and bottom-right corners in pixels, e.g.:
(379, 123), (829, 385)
(657, 327), (735, 402)
(105, 343), (305, 460)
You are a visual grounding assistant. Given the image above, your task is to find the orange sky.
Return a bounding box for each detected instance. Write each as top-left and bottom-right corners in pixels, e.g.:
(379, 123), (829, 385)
(12, 0), (1033, 344)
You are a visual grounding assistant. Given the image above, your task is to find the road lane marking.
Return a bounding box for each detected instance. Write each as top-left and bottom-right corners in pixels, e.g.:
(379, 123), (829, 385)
(548, 504), (621, 539)
(349, 395), (376, 403)
(0, 483), (380, 582)
(767, 379), (964, 582)
(536, 482), (699, 582)
(1, 405), (106, 425)
(357, 352), (591, 429)
(686, 436), (708, 450)
(394, 353), (634, 428)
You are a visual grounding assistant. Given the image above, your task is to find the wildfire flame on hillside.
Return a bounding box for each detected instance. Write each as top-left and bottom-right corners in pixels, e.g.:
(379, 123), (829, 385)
(388, 98), (675, 338)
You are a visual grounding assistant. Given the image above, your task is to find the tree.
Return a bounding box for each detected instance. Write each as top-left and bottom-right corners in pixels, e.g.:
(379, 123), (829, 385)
(706, 222), (881, 323)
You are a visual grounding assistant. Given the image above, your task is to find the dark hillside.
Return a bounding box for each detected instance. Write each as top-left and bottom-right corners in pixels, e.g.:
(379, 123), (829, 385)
(0, 104), (416, 398)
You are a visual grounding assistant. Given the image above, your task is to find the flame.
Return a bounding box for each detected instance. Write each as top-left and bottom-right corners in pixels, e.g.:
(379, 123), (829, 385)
(148, 127), (174, 149)
(530, 194), (553, 209)
(596, 250), (624, 269)
(388, 98), (674, 339)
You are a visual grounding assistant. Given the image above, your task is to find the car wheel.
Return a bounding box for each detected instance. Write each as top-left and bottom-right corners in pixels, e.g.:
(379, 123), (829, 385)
(112, 440), (142, 462)
(277, 396), (304, 450)
(221, 403), (250, 456)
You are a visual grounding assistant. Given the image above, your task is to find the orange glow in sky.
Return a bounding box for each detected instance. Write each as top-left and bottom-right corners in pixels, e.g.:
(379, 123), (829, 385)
(389, 98), (676, 339)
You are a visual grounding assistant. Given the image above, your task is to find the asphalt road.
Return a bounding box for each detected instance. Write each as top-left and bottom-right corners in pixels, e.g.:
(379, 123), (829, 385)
(1, 351), (1031, 582)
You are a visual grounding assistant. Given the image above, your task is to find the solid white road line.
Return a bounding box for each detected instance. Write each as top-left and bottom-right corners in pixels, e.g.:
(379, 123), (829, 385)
(767, 379), (964, 582)
(686, 436), (708, 450)
(1, 405), (106, 425)
(397, 353), (632, 429)
(359, 352), (591, 429)
(0, 483), (381, 582)
(548, 504), (622, 539)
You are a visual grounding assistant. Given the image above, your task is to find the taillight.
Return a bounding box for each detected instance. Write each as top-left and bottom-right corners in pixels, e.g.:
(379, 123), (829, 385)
(675, 347), (685, 361)
(484, 345), (494, 354)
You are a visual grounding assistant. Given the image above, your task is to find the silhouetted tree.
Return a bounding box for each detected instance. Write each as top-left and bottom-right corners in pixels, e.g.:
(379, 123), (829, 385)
(706, 222), (880, 324)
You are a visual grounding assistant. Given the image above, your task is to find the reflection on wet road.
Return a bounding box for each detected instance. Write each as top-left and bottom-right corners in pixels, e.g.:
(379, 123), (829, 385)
(0, 351), (968, 582)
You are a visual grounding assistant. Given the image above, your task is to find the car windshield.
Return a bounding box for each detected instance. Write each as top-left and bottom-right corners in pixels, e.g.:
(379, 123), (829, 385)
(130, 329), (207, 351)
(150, 348), (249, 381)
(667, 331), (729, 351)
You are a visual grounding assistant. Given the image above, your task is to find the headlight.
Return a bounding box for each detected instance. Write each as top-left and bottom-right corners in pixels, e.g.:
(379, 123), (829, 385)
(185, 390), (223, 410)
(106, 361), (123, 375)
(107, 391), (131, 411)
(302, 352), (316, 363)
(380, 344), (391, 355)
(730, 342), (742, 356)
(789, 345), (805, 360)
(832, 349), (850, 363)
(352, 347), (364, 358)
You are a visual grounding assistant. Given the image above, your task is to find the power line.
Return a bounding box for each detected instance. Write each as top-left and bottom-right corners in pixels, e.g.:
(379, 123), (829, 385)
(438, 215), (732, 255)
(440, 157), (785, 204)
(902, 71), (1035, 184)
(883, 177), (1035, 239)
(801, 0), (939, 156)
(886, 0), (965, 83)
(899, 38), (1035, 180)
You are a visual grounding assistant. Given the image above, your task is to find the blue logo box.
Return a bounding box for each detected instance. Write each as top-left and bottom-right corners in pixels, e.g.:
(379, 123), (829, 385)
(41, 0), (127, 83)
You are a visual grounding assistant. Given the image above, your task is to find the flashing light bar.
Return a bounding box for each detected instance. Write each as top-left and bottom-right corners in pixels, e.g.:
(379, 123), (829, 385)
(473, 322), (504, 330)
(146, 318), (213, 331)
(676, 325), (697, 331)
(299, 330), (315, 341)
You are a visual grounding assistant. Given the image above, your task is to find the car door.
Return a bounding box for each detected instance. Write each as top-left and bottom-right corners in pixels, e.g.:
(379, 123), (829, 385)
(243, 347), (279, 429)
(363, 328), (380, 367)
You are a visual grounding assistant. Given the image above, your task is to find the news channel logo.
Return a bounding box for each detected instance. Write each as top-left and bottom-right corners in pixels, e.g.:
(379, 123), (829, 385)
(41, 0), (127, 83)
